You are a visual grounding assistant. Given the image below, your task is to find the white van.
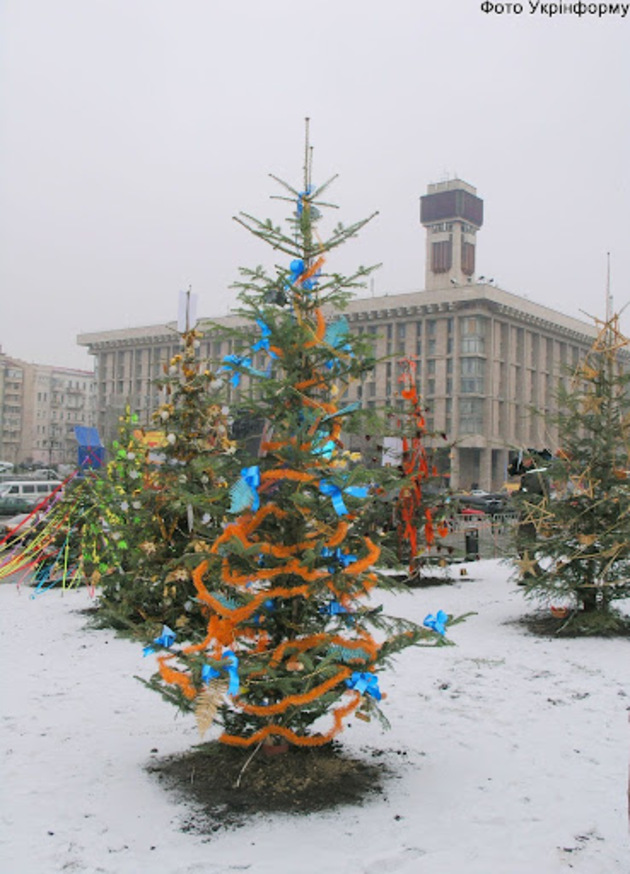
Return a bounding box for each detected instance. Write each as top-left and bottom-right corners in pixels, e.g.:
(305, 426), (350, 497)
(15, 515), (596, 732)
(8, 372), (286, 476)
(0, 479), (63, 503)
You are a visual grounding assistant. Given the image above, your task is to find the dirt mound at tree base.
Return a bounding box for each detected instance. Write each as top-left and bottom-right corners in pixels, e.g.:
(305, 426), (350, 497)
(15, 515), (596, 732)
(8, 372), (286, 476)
(146, 741), (400, 832)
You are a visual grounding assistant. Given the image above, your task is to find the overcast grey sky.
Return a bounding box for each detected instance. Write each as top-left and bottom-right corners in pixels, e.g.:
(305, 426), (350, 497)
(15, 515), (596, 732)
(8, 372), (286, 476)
(1, 0), (628, 370)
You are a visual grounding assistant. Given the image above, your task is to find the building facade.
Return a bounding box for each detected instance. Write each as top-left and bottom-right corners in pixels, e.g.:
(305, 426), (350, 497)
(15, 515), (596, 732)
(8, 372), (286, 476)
(77, 180), (597, 490)
(0, 350), (97, 466)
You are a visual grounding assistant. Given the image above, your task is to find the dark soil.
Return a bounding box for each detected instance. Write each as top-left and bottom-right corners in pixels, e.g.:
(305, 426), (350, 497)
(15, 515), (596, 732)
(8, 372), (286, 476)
(146, 740), (399, 833)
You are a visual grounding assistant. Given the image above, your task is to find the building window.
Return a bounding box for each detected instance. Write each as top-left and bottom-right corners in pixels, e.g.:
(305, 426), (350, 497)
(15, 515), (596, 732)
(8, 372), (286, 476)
(460, 398), (484, 434)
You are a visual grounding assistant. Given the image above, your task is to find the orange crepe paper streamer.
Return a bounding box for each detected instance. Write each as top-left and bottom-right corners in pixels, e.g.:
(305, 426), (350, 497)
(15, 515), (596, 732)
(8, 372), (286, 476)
(301, 255), (326, 284)
(219, 690), (361, 748)
(304, 308), (327, 348)
(221, 557), (326, 587)
(238, 666), (352, 716)
(268, 345), (283, 358)
(260, 469), (316, 485)
(295, 377), (327, 392)
(268, 631), (378, 670)
(342, 537), (380, 576)
(333, 632), (379, 661)
(157, 655), (197, 700)
(201, 583), (311, 625)
(212, 520), (317, 561)
(269, 632), (330, 666)
(325, 520), (349, 548)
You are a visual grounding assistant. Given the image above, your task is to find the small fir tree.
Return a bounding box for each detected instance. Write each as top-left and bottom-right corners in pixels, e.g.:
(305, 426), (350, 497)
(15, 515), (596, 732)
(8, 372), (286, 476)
(147, 126), (458, 748)
(515, 313), (630, 632)
(393, 359), (452, 581)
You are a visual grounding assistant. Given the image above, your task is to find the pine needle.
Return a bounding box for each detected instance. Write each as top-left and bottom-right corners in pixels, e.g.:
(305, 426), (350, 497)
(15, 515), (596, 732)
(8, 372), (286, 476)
(195, 678), (228, 738)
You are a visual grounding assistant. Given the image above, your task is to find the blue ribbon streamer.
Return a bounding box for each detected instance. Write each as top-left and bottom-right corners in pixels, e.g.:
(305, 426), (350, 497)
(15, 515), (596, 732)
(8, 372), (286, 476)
(320, 480), (370, 516)
(201, 649), (240, 696)
(423, 610), (449, 636)
(345, 671), (382, 701)
(143, 624), (176, 656)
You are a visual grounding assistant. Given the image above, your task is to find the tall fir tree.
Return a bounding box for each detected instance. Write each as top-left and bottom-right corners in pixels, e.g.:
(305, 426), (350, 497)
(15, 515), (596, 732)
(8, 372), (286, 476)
(514, 313), (630, 632)
(146, 125), (456, 748)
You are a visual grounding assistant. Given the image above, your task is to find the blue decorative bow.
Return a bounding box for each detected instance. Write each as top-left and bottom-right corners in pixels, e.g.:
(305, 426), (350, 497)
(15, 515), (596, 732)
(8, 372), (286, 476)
(320, 599), (348, 615)
(143, 624), (176, 656)
(251, 319), (277, 359)
(221, 354), (251, 387)
(201, 649), (240, 696)
(221, 354), (268, 387)
(320, 480), (370, 516)
(423, 610), (449, 636)
(346, 671), (382, 701)
(321, 547), (357, 571)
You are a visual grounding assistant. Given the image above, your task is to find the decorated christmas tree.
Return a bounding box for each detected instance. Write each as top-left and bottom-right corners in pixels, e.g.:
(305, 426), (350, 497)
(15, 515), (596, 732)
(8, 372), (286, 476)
(145, 124), (456, 748)
(0, 300), (236, 637)
(515, 312), (630, 633)
(95, 301), (237, 631)
(392, 358), (452, 582)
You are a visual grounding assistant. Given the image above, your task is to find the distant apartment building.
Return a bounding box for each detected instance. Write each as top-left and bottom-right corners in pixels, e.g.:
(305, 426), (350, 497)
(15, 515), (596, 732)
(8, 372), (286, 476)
(0, 350), (97, 466)
(77, 179), (598, 490)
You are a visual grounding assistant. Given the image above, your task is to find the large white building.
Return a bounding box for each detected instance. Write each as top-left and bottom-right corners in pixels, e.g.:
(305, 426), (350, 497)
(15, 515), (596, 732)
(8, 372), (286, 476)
(78, 179), (597, 490)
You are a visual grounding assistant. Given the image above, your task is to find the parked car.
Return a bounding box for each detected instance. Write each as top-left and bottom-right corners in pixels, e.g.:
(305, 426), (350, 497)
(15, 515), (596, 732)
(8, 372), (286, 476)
(0, 479), (63, 502)
(0, 512), (36, 543)
(455, 492), (510, 516)
(0, 496), (36, 516)
(31, 468), (59, 480)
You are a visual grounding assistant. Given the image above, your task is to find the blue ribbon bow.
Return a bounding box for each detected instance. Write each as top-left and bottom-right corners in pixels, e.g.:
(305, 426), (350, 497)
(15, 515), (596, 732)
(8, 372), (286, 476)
(320, 599), (348, 615)
(320, 480), (369, 516)
(221, 354), (251, 387)
(251, 319), (277, 359)
(201, 649), (240, 696)
(346, 671), (382, 701)
(423, 610), (449, 636)
(321, 547), (357, 571)
(143, 624), (176, 657)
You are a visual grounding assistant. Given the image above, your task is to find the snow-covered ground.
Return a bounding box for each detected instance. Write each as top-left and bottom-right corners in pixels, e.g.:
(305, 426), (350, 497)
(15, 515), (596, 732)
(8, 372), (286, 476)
(1, 560), (628, 874)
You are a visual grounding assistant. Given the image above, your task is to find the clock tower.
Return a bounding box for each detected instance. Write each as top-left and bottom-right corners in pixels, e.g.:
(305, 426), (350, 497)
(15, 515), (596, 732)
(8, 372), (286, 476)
(420, 179), (484, 290)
